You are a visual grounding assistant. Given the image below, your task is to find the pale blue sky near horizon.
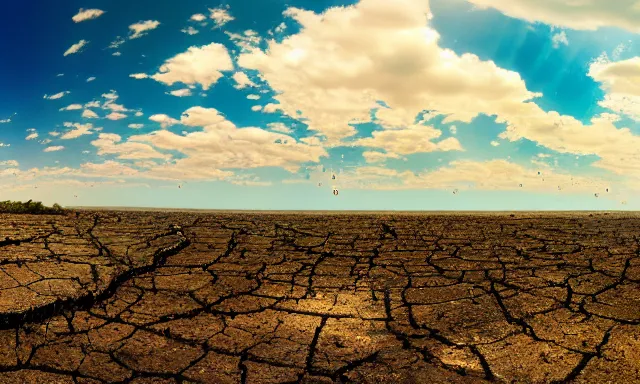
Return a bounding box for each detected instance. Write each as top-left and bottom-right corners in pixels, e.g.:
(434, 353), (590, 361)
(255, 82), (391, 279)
(1, 0), (639, 210)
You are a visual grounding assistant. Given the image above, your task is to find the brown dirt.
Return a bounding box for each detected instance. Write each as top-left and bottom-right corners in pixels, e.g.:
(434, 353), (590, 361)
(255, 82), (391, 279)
(0, 211), (637, 383)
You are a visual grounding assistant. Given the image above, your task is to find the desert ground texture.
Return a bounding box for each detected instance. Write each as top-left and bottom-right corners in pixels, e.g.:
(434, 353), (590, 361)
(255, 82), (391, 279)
(0, 211), (638, 383)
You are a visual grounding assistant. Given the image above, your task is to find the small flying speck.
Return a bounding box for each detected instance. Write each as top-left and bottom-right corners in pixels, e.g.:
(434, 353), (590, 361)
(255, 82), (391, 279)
(333, 188), (339, 196)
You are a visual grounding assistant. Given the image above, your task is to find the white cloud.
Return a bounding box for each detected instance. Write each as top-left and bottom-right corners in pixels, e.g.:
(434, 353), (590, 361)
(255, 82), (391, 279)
(232, 71), (256, 89)
(135, 111), (144, 117)
(106, 112), (127, 120)
(181, 27), (199, 35)
(362, 151), (401, 163)
(589, 55), (640, 121)
(91, 133), (170, 160)
(72, 9), (105, 23)
(59, 104), (83, 111)
(168, 88), (192, 97)
(190, 14), (206, 22)
(128, 124), (144, 129)
(0, 160), (18, 167)
(465, 0), (640, 33)
(490, 140), (500, 146)
(82, 109), (99, 119)
(0, 119), (10, 124)
(109, 37), (125, 49)
(150, 43), (233, 90)
(209, 6), (234, 28)
(237, 0), (540, 143)
(112, 51), (122, 56)
(102, 91), (118, 100)
(64, 40), (88, 56)
(551, 31), (568, 48)
(49, 131), (60, 137)
(44, 146), (65, 152)
(149, 114), (180, 128)
(355, 124), (463, 155)
(87, 77), (96, 82)
(275, 22), (287, 33)
(61, 122), (95, 139)
(130, 73), (149, 79)
(129, 20), (160, 39)
(251, 105), (262, 111)
(44, 91), (70, 100)
(267, 122), (293, 134)
(57, 73), (64, 77)
(226, 30), (261, 52)
(113, 106), (328, 179)
(247, 94), (260, 100)
(26, 132), (38, 140)
(449, 125), (457, 134)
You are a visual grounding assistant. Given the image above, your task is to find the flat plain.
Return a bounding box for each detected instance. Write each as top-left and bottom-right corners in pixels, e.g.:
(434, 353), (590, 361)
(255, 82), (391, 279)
(0, 210), (638, 383)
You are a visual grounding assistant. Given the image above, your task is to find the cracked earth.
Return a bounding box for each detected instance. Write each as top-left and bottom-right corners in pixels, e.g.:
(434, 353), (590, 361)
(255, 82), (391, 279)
(0, 211), (639, 383)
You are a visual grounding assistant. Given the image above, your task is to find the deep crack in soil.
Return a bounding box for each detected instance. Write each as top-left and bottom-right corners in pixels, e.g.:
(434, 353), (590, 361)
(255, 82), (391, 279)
(0, 211), (637, 383)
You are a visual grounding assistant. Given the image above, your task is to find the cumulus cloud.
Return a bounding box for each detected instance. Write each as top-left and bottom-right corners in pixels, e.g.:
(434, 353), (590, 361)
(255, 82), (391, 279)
(226, 30), (261, 52)
(150, 43), (233, 90)
(61, 122), (95, 139)
(181, 27), (199, 35)
(465, 0), (640, 33)
(190, 14), (206, 22)
(25, 132), (38, 140)
(87, 77), (96, 82)
(149, 114), (180, 128)
(589, 55), (640, 121)
(232, 71), (256, 89)
(82, 109), (99, 119)
(267, 122), (293, 134)
(355, 124), (463, 155)
(362, 151), (402, 163)
(91, 133), (170, 160)
(106, 112), (127, 120)
(64, 40), (88, 56)
(129, 20), (160, 39)
(130, 73), (148, 79)
(59, 104), (83, 111)
(128, 124), (144, 129)
(551, 31), (568, 48)
(72, 8), (104, 23)
(237, 0), (540, 143)
(167, 88), (192, 97)
(109, 106), (328, 179)
(44, 91), (70, 100)
(44, 146), (64, 152)
(209, 6), (234, 28)
(0, 160), (18, 167)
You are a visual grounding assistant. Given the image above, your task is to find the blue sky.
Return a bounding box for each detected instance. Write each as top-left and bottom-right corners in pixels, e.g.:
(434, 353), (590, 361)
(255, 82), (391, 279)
(1, 0), (640, 210)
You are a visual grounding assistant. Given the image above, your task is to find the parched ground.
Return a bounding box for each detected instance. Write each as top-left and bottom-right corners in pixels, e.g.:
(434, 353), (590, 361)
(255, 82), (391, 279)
(0, 211), (639, 383)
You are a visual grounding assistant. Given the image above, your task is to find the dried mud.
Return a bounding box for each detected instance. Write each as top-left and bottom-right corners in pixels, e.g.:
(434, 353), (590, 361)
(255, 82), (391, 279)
(0, 211), (638, 383)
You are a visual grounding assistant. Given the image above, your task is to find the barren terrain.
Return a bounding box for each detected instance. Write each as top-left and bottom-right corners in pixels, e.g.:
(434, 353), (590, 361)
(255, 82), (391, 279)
(0, 211), (638, 383)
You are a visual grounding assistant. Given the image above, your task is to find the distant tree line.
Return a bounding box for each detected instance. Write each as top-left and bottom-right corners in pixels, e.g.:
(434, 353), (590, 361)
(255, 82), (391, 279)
(0, 200), (66, 214)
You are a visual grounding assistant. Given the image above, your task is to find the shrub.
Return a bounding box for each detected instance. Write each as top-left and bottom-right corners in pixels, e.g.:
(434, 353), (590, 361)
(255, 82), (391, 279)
(0, 200), (66, 215)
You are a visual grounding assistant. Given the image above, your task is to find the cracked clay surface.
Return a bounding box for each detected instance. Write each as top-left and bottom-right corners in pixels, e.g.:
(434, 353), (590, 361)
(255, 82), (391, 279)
(0, 211), (639, 383)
